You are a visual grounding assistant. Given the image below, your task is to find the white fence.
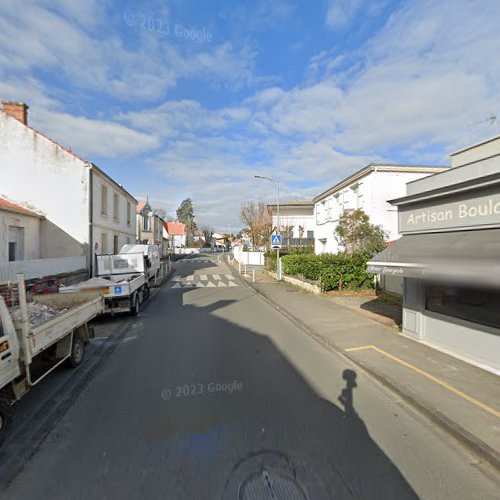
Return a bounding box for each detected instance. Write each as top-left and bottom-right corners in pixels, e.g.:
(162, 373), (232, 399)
(0, 256), (87, 283)
(175, 247), (225, 255)
(233, 246), (265, 266)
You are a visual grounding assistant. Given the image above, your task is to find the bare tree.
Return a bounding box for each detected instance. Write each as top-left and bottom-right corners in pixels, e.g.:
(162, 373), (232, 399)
(201, 226), (213, 243)
(240, 201), (272, 248)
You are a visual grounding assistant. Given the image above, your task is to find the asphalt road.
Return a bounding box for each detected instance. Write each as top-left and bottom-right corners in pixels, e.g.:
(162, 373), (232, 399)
(2, 255), (499, 499)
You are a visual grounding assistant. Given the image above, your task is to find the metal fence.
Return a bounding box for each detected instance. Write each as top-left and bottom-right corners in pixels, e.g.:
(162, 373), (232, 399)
(281, 237), (314, 248)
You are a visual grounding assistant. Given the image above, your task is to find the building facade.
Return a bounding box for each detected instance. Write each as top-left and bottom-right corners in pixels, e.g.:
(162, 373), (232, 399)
(164, 221), (186, 249)
(313, 164), (448, 254)
(368, 135), (500, 373)
(0, 101), (137, 275)
(267, 201), (315, 247)
(0, 198), (43, 263)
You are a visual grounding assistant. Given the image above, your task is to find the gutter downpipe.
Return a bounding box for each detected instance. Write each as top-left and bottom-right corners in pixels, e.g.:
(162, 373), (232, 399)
(88, 164), (94, 278)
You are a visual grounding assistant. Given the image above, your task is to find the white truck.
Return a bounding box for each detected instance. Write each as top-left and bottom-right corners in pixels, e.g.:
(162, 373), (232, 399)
(119, 244), (160, 282)
(60, 251), (150, 315)
(0, 274), (103, 445)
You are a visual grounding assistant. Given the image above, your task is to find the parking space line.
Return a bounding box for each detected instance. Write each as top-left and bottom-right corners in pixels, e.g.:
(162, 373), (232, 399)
(345, 345), (500, 418)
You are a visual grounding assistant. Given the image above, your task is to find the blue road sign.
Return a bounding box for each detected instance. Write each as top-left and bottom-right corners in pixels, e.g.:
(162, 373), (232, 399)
(271, 234), (282, 248)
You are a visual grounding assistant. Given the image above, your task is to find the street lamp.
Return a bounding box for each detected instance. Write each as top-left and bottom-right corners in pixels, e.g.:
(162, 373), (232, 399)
(254, 175), (281, 279)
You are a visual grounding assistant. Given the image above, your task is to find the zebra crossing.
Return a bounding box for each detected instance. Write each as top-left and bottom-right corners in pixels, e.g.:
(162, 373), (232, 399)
(170, 273), (238, 289)
(177, 258), (214, 263)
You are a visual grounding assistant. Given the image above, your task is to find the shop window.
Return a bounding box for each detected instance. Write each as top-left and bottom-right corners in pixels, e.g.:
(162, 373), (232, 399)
(425, 284), (500, 329)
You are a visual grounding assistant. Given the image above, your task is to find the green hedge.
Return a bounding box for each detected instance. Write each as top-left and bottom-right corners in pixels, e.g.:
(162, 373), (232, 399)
(264, 246), (314, 271)
(278, 252), (375, 292)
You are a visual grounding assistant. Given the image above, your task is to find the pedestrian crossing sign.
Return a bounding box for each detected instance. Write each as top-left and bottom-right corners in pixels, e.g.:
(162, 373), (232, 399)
(271, 234), (282, 248)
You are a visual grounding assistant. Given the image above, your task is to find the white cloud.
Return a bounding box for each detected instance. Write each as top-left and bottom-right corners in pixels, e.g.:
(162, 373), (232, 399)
(325, 0), (365, 30)
(0, 1), (262, 101)
(35, 110), (160, 158)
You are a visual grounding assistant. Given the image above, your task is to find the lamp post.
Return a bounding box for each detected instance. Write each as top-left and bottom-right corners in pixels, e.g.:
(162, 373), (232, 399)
(254, 175), (281, 279)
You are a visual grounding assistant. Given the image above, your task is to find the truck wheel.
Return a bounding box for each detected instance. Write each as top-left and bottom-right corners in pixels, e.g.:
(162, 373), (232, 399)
(68, 335), (85, 368)
(0, 399), (12, 446)
(143, 284), (150, 300)
(131, 294), (140, 316)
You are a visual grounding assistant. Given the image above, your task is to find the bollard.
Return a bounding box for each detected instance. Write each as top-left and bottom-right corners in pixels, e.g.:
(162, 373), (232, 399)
(253, 268), (255, 283)
(238, 261), (241, 274)
(244, 265), (247, 277)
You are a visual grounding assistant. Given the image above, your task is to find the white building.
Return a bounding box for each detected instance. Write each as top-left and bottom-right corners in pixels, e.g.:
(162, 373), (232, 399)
(267, 201), (315, 247)
(0, 101), (137, 276)
(313, 164), (448, 254)
(164, 222), (186, 249)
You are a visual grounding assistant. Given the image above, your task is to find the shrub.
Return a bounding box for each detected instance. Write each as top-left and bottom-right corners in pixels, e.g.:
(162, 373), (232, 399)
(264, 246), (314, 271)
(272, 251), (375, 291)
(281, 254), (322, 281)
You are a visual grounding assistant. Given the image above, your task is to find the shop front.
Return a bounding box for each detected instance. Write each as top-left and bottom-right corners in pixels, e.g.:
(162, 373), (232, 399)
(368, 137), (500, 373)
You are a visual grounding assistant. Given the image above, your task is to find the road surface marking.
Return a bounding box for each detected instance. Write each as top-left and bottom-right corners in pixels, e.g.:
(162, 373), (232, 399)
(228, 281), (238, 287)
(206, 282), (216, 287)
(186, 275), (194, 281)
(171, 283), (182, 288)
(226, 274), (235, 280)
(172, 276), (181, 281)
(218, 281), (226, 287)
(213, 274), (221, 280)
(344, 345), (500, 418)
(196, 282), (205, 287)
(200, 274), (207, 280)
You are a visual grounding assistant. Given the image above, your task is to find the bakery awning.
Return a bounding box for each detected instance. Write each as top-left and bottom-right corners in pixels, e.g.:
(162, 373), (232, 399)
(367, 229), (500, 286)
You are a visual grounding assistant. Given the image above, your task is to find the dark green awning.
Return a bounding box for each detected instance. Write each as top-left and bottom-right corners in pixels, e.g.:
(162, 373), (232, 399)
(367, 228), (500, 286)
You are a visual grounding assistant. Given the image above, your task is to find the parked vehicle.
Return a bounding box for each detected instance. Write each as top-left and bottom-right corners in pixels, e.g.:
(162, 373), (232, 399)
(0, 274), (103, 445)
(61, 251), (150, 315)
(119, 244), (160, 281)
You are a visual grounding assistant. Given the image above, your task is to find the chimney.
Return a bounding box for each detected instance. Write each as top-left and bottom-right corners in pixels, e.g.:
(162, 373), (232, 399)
(1, 101), (29, 125)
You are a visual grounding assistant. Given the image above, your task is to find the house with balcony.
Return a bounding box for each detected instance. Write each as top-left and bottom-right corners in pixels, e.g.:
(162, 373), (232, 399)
(267, 201), (315, 248)
(313, 164), (448, 254)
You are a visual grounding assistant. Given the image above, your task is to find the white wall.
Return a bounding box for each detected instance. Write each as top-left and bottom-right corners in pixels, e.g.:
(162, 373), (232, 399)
(0, 211), (41, 262)
(0, 113), (90, 258)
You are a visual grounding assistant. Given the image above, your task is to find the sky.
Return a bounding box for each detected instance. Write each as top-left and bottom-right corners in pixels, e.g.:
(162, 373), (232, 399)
(1, 0), (499, 231)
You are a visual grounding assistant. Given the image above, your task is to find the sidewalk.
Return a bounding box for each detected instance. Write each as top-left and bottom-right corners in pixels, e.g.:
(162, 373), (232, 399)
(237, 266), (500, 471)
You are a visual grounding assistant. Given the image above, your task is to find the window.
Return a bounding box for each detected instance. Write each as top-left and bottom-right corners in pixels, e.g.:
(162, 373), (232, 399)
(113, 235), (119, 253)
(113, 193), (119, 221)
(307, 230), (314, 239)
(127, 202), (131, 225)
(143, 214), (150, 231)
(126, 237), (131, 245)
(101, 233), (108, 254)
(8, 226), (25, 261)
(101, 185), (108, 216)
(426, 284), (500, 329)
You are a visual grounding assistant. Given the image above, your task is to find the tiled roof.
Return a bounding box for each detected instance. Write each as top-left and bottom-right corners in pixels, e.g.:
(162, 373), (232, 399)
(0, 197), (42, 218)
(164, 221), (186, 235)
(136, 201), (147, 213)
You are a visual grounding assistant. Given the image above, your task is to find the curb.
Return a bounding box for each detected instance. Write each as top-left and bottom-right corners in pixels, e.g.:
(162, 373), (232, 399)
(237, 267), (500, 473)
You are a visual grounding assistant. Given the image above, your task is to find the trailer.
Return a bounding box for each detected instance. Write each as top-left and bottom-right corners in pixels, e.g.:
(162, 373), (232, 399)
(60, 252), (150, 315)
(0, 274), (103, 445)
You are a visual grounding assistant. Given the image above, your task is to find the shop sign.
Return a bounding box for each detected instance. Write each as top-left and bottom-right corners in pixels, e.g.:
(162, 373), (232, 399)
(399, 191), (500, 233)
